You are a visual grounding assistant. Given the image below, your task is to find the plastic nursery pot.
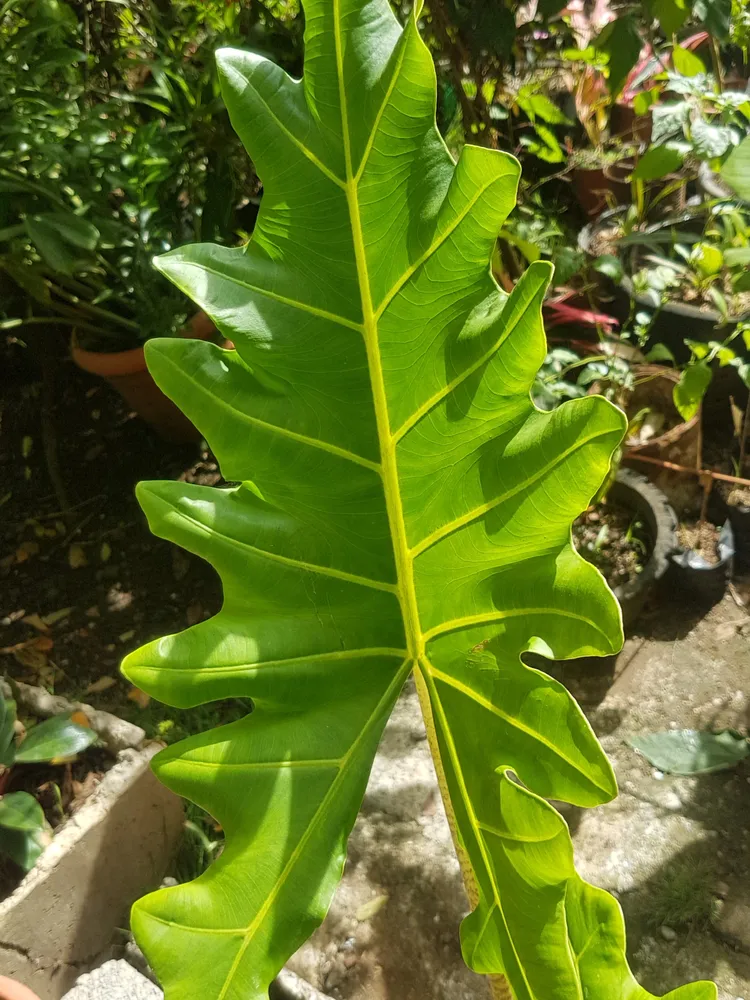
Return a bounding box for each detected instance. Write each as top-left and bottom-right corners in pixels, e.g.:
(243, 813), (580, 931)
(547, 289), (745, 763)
(713, 486), (750, 572)
(70, 311), (218, 444)
(606, 467), (679, 626)
(571, 162), (632, 220)
(610, 102), (652, 145)
(0, 976), (42, 1000)
(668, 519), (735, 603)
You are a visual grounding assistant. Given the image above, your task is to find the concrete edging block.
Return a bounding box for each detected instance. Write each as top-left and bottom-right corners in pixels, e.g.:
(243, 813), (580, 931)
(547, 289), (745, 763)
(0, 745), (183, 1000)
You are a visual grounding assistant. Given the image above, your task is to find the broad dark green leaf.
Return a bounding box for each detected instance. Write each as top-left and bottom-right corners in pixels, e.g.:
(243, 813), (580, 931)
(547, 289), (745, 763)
(629, 730), (750, 774)
(14, 716), (97, 763)
(121, 4), (716, 1000)
(0, 790), (46, 832)
(32, 211), (99, 250)
(0, 791), (48, 872)
(596, 15), (643, 98)
(25, 216), (80, 275)
(721, 137), (750, 201)
(693, 0), (732, 39)
(650, 0), (689, 38)
(0, 698), (16, 767)
(632, 145), (684, 181)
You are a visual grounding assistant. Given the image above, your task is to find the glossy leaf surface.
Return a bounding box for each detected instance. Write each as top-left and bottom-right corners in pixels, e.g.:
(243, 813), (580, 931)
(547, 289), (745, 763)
(14, 715), (97, 763)
(0, 791), (48, 872)
(122, 3), (716, 999)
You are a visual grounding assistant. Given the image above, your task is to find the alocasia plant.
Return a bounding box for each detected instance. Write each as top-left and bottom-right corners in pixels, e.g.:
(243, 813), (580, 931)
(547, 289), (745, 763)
(122, 2), (716, 998)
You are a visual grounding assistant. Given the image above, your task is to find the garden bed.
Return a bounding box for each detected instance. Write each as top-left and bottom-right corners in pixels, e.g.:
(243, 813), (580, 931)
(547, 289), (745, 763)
(0, 340), (238, 742)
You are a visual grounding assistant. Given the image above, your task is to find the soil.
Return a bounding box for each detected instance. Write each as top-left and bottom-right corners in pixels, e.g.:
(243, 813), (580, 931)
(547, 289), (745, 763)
(589, 224), (750, 319)
(573, 501), (651, 590)
(588, 224), (622, 260)
(0, 333), (241, 743)
(681, 277), (750, 319)
(677, 520), (721, 565)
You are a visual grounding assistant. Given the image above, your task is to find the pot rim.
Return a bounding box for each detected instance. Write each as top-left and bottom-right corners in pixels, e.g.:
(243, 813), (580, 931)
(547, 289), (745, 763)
(70, 310), (218, 378)
(71, 338), (146, 377)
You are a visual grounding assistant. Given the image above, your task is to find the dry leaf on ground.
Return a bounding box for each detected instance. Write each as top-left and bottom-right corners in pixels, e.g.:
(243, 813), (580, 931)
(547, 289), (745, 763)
(127, 686), (151, 709)
(84, 676), (117, 695)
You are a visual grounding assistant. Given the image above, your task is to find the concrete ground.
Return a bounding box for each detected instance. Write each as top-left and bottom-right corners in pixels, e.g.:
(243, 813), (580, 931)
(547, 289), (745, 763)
(62, 590), (750, 1000)
(568, 589), (750, 1000)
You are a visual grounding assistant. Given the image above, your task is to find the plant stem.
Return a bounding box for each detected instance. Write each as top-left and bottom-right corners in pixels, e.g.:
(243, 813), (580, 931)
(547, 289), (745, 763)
(47, 283), (140, 332)
(739, 393), (750, 474)
(626, 452), (750, 487)
(709, 36), (723, 93)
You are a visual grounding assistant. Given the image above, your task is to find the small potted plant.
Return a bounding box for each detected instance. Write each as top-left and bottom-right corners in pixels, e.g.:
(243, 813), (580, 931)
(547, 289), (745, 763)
(0, 2), (246, 442)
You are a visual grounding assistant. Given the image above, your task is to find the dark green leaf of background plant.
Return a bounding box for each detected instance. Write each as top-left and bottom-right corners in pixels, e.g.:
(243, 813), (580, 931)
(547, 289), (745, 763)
(14, 716), (97, 763)
(0, 698), (16, 767)
(650, 0), (690, 39)
(121, 3), (716, 999)
(629, 730), (750, 774)
(632, 145), (685, 181)
(693, 0), (732, 39)
(0, 791), (48, 872)
(596, 15), (643, 97)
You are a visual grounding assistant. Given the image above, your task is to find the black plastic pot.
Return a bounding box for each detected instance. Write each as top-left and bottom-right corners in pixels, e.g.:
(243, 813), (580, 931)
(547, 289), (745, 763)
(578, 211), (750, 361)
(525, 469), (677, 702)
(714, 487), (750, 571)
(607, 467), (679, 626)
(668, 519), (734, 602)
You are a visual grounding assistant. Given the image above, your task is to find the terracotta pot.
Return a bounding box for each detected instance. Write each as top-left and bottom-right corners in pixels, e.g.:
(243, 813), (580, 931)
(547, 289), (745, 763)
(0, 976), (42, 1000)
(610, 102), (652, 145)
(71, 312), (218, 444)
(572, 160), (632, 219)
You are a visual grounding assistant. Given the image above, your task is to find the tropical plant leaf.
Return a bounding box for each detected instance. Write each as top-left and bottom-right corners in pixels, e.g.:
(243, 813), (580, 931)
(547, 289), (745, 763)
(629, 730), (750, 775)
(122, 4), (716, 1000)
(631, 145), (684, 181)
(0, 791), (48, 872)
(14, 715), (97, 763)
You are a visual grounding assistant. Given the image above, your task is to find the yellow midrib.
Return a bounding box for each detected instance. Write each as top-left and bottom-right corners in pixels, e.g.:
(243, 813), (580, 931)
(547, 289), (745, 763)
(329, 18), (576, 1000)
(333, 1), (422, 666)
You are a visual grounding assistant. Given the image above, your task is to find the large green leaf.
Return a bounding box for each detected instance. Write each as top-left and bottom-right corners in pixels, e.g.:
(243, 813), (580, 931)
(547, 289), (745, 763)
(122, 4), (716, 1000)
